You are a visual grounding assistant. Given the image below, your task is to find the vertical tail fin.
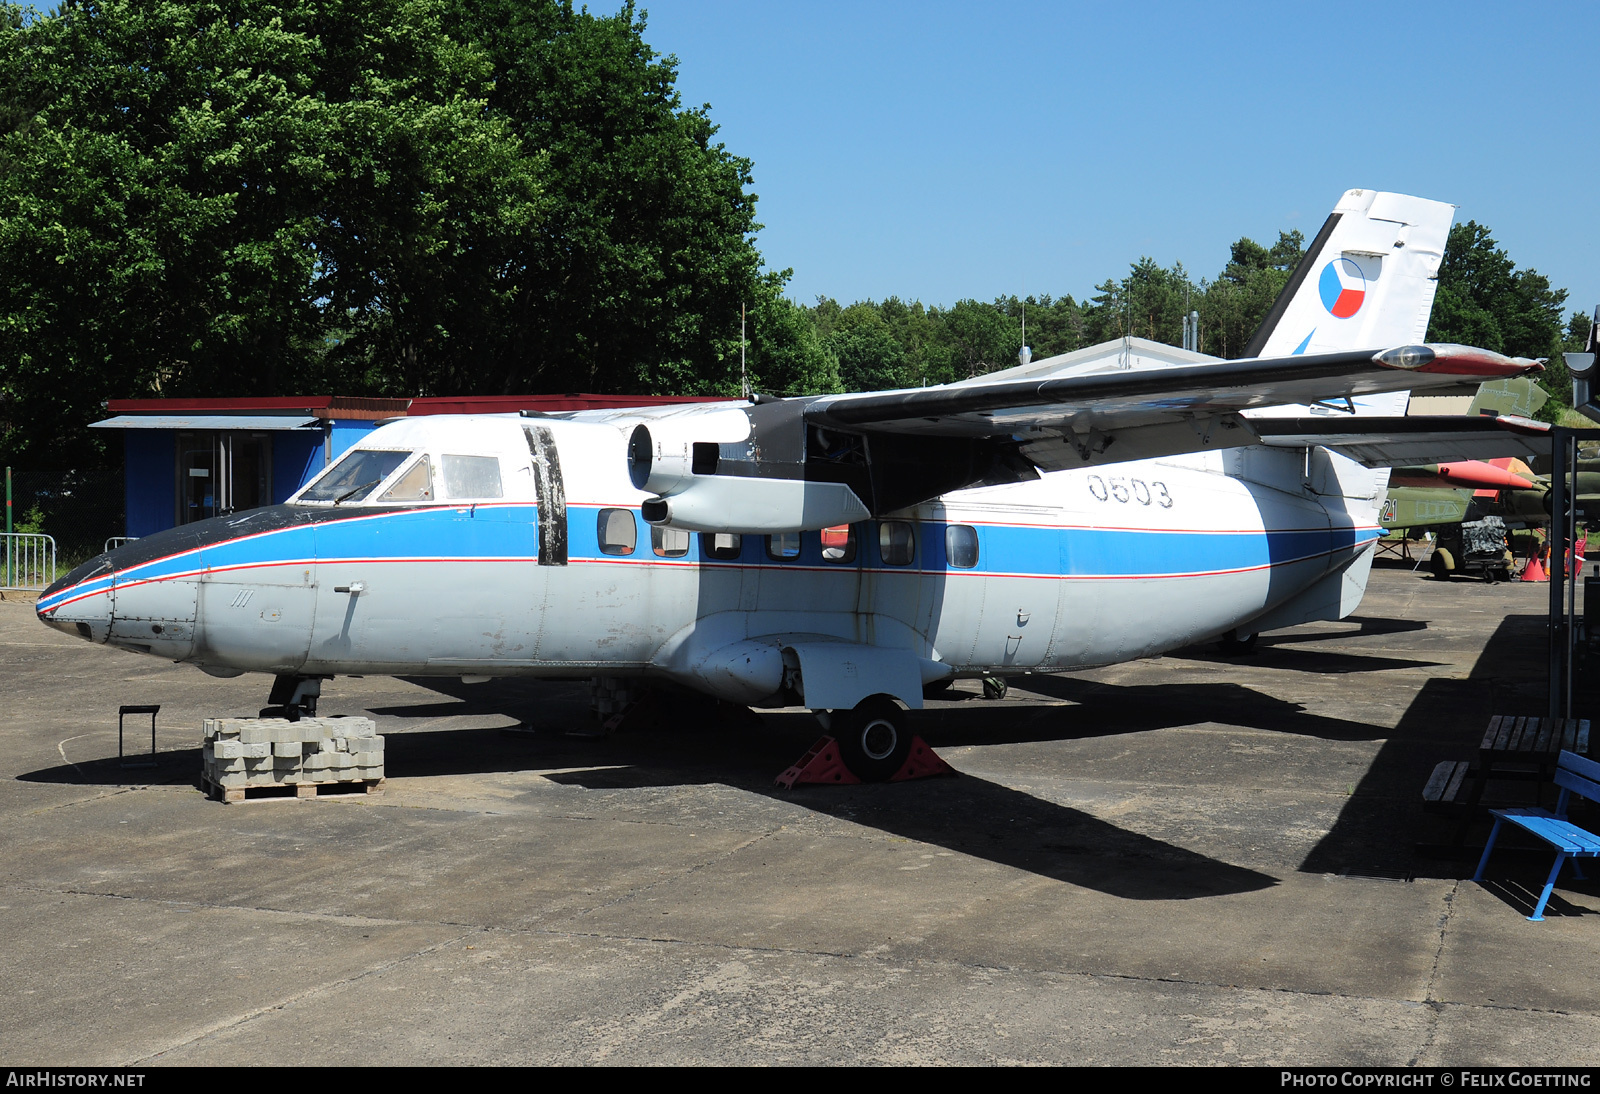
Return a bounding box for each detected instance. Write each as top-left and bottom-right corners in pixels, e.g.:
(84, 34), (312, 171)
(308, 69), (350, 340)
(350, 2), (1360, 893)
(1245, 189), (1455, 360)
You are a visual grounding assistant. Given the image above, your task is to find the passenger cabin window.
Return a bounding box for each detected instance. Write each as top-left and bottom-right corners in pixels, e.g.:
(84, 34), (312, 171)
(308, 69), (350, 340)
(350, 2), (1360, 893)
(946, 524), (979, 569)
(300, 449), (411, 504)
(652, 526), (690, 558)
(701, 533), (742, 560)
(766, 532), (800, 560)
(597, 509), (637, 555)
(380, 455), (434, 502)
(821, 525), (857, 564)
(441, 454), (503, 499)
(879, 521), (915, 566)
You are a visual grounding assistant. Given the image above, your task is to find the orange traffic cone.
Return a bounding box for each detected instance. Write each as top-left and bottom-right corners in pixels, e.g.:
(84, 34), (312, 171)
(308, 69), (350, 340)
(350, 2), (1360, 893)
(1521, 554), (1548, 582)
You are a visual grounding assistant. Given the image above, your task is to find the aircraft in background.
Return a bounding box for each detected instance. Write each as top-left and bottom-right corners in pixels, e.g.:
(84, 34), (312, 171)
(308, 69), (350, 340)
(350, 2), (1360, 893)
(36, 189), (1549, 780)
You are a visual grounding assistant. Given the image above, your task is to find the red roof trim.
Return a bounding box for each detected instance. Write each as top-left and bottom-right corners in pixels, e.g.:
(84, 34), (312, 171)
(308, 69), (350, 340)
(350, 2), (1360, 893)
(104, 393), (736, 421)
(404, 394), (739, 416)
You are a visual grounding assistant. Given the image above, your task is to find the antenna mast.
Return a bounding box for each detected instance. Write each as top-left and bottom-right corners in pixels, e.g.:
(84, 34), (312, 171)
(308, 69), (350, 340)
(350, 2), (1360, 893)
(741, 303), (750, 400)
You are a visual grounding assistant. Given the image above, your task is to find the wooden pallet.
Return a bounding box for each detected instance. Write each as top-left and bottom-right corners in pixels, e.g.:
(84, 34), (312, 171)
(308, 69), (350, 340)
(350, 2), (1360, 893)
(204, 774), (384, 803)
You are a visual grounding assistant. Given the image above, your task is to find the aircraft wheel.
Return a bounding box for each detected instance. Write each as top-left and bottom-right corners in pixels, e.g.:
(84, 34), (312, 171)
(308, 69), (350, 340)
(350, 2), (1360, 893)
(1218, 630), (1257, 654)
(1429, 551), (1453, 580)
(834, 697), (912, 782)
(922, 678), (956, 700)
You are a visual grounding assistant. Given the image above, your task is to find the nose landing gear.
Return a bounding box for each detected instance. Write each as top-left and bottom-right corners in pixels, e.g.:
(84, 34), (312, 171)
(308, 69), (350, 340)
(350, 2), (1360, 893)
(259, 675), (326, 721)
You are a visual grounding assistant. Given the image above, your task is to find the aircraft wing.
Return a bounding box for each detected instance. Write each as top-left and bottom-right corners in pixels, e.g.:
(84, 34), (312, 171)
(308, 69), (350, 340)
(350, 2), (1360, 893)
(802, 344), (1543, 471)
(1251, 414), (1552, 467)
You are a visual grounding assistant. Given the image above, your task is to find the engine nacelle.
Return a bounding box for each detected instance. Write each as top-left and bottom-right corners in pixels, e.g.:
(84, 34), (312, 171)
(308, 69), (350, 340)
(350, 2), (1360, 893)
(627, 409), (752, 497)
(640, 476), (869, 533)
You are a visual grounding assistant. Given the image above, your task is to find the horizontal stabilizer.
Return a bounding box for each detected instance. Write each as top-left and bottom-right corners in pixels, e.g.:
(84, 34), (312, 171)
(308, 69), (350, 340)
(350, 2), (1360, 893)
(1254, 414), (1551, 467)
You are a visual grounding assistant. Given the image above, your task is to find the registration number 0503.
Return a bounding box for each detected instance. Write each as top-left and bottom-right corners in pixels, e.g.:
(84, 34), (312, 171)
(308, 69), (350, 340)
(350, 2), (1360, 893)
(1087, 474), (1172, 508)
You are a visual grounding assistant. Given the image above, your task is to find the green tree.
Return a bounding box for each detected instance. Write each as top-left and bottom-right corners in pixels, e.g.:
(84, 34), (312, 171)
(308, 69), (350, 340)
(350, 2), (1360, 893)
(0, 0), (775, 472)
(1198, 230), (1304, 358)
(455, 0), (766, 398)
(743, 286), (839, 398)
(939, 299), (1019, 380)
(0, 0), (547, 471)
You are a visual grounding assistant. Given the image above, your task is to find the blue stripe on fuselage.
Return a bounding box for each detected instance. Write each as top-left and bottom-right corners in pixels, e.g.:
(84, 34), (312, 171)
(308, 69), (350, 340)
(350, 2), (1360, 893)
(39, 502), (1377, 616)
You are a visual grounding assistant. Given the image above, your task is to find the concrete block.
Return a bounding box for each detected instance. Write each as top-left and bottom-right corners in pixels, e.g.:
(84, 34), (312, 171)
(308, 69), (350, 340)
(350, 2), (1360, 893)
(214, 740), (244, 760)
(273, 741), (302, 759)
(242, 742), (271, 759)
(353, 752), (382, 769)
(206, 757), (247, 774)
(239, 724), (271, 745)
(211, 770), (249, 788)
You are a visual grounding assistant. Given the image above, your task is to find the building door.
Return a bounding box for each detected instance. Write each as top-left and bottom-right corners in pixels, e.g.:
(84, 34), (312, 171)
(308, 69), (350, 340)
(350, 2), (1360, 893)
(176, 432), (273, 524)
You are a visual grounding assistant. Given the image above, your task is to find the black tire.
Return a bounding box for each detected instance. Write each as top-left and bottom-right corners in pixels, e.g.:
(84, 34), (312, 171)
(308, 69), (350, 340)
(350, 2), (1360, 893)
(1430, 552), (1452, 580)
(834, 697), (912, 782)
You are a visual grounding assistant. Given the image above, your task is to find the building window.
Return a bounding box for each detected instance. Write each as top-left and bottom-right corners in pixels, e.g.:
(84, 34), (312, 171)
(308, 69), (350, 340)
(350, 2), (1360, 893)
(597, 508), (637, 555)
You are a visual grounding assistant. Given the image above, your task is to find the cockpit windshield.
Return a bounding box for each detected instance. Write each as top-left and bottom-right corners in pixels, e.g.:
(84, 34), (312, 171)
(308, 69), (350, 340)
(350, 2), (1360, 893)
(299, 449), (411, 504)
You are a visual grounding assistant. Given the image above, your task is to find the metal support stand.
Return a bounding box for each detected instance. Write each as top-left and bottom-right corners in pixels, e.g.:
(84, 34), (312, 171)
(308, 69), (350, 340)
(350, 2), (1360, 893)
(118, 704), (160, 768)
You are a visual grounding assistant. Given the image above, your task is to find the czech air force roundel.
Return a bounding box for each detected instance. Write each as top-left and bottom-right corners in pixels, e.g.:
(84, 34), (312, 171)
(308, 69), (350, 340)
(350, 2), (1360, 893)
(1318, 257), (1367, 319)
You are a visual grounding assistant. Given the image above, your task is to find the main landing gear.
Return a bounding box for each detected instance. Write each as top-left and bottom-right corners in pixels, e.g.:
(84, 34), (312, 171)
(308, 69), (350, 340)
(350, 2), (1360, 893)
(776, 695), (956, 788)
(832, 696), (914, 782)
(259, 675), (325, 721)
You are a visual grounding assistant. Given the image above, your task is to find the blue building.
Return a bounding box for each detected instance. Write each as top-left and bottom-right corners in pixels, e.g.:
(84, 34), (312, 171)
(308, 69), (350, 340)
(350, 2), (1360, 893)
(91, 393), (728, 539)
(92, 397), (409, 538)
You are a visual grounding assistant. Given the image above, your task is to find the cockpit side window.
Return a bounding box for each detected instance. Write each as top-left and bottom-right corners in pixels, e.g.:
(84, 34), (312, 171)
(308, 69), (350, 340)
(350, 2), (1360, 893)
(379, 455), (434, 502)
(299, 450), (412, 504)
(441, 454), (504, 499)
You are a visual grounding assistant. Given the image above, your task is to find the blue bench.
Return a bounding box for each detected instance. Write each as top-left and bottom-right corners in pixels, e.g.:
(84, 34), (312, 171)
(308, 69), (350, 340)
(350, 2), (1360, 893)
(1473, 750), (1600, 921)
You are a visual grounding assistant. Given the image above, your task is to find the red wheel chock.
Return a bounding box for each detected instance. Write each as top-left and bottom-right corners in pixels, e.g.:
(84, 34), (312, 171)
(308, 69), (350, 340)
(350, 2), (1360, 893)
(774, 735), (956, 789)
(891, 736), (957, 782)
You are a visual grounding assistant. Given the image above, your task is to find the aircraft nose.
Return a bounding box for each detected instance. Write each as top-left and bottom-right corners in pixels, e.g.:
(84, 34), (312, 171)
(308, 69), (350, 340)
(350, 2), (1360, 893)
(35, 553), (116, 644)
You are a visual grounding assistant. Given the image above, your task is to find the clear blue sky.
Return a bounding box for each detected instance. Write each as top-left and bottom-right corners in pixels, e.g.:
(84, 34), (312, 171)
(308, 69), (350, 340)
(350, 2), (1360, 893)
(644, 1), (1597, 322)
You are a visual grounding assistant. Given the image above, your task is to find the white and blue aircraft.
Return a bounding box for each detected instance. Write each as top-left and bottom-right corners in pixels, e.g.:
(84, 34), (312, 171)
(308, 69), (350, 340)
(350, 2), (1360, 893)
(37, 190), (1549, 779)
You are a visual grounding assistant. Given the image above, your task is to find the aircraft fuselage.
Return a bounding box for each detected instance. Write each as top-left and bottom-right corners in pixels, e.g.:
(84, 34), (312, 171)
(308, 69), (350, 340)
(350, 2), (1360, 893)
(37, 413), (1379, 706)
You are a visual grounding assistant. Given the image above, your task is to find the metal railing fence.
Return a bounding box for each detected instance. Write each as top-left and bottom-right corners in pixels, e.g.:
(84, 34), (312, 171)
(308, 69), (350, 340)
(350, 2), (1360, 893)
(2, 533), (57, 591)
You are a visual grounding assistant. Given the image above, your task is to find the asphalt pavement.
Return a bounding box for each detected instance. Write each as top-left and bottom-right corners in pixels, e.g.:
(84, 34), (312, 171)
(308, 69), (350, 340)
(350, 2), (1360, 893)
(2, 563), (1596, 1065)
